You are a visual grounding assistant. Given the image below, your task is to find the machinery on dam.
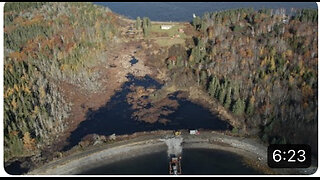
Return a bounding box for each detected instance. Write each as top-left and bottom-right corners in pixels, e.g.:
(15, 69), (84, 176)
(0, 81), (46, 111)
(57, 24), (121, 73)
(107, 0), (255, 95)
(169, 155), (182, 175)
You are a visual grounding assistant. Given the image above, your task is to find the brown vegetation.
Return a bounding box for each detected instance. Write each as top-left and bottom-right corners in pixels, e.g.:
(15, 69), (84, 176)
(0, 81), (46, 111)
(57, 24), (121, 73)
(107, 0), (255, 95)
(126, 86), (179, 124)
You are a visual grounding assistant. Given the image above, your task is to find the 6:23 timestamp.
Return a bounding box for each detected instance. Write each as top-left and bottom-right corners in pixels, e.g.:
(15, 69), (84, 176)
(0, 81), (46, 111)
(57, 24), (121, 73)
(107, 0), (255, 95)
(267, 144), (311, 168)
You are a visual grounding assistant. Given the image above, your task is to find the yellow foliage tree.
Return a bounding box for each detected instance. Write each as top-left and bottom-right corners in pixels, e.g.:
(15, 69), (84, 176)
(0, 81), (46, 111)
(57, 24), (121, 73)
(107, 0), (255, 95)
(39, 86), (46, 103)
(13, 84), (19, 92)
(259, 47), (264, 56)
(260, 56), (268, 67)
(4, 88), (14, 98)
(285, 49), (293, 58)
(11, 98), (17, 110)
(269, 56), (276, 72)
(23, 132), (36, 151)
(23, 84), (31, 94)
(32, 106), (39, 118)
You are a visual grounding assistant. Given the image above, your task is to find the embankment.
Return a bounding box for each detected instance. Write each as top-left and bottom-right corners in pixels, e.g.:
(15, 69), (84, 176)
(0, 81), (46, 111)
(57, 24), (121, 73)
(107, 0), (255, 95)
(28, 130), (317, 175)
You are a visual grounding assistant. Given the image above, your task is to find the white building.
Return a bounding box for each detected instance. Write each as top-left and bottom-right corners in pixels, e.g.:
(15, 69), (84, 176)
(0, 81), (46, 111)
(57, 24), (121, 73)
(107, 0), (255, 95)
(189, 130), (199, 135)
(161, 25), (173, 30)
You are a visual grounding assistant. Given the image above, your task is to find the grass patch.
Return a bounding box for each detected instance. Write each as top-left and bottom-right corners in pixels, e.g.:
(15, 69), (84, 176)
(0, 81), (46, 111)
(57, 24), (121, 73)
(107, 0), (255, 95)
(148, 23), (188, 47)
(155, 37), (185, 47)
(150, 24), (186, 38)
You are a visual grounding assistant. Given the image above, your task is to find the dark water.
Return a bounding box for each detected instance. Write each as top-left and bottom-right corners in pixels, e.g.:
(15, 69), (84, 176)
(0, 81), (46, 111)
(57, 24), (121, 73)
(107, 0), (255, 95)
(129, 57), (139, 65)
(64, 74), (230, 150)
(79, 148), (261, 175)
(95, 2), (317, 22)
(4, 160), (29, 175)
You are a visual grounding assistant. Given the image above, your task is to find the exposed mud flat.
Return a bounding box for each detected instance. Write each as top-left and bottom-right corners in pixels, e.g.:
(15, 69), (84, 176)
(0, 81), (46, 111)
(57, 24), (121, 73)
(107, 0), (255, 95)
(51, 40), (156, 152)
(126, 86), (180, 124)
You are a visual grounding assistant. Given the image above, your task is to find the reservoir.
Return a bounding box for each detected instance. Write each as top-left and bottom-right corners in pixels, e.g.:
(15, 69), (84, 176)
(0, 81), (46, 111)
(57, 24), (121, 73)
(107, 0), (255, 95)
(64, 74), (231, 150)
(79, 148), (261, 175)
(60, 73), (255, 175)
(95, 2), (317, 22)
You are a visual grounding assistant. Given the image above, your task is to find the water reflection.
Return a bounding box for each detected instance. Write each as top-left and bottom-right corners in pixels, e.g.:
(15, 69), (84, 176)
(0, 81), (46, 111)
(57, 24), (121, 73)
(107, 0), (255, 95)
(79, 148), (262, 175)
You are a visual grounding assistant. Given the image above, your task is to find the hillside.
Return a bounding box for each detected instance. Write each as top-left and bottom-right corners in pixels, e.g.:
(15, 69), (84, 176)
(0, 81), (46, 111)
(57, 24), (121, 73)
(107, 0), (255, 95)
(162, 8), (318, 154)
(3, 2), (125, 162)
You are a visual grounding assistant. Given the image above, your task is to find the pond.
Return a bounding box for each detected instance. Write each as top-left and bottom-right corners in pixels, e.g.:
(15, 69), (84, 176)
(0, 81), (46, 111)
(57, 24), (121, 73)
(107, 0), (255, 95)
(129, 57), (139, 65)
(63, 74), (231, 150)
(79, 148), (262, 175)
(4, 160), (29, 175)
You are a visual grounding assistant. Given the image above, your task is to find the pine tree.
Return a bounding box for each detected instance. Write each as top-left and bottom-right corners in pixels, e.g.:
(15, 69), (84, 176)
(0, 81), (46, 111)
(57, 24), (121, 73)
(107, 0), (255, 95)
(200, 18), (208, 33)
(200, 70), (207, 86)
(136, 16), (141, 30)
(208, 77), (218, 97)
(192, 16), (202, 30)
(218, 88), (226, 104)
(246, 96), (255, 116)
(224, 87), (232, 110)
(146, 17), (151, 28)
(142, 17), (150, 37)
(232, 98), (245, 115)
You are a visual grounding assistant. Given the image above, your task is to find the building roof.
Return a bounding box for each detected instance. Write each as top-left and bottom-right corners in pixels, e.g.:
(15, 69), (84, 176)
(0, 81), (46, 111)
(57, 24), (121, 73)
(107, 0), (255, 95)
(161, 25), (173, 29)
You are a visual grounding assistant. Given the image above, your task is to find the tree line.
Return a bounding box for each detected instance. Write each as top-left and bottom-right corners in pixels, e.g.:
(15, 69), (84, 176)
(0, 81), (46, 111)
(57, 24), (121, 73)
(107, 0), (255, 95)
(167, 8), (317, 153)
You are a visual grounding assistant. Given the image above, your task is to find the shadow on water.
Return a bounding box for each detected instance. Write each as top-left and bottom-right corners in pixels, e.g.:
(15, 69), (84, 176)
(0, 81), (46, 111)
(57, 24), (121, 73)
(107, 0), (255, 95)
(63, 74), (231, 151)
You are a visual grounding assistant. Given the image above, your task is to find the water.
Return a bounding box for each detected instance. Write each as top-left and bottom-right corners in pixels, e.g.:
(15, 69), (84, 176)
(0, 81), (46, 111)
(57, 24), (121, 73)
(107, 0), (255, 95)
(129, 57), (139, 65)
(64, 74), (230, 150)
(95, 2), (317, 22)
(4, 160), (29, 175)
(79, 148), (261, 175)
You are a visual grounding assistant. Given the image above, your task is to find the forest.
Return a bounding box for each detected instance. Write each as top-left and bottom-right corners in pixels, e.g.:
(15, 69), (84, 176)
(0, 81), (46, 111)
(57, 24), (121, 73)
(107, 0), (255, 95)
(3, 3), (318, 164)
(4, 2), (120, 161)
(166, 8), (318, 154)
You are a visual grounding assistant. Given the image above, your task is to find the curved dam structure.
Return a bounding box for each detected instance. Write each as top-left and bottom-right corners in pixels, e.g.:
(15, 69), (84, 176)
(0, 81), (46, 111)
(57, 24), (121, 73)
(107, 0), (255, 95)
(28, 131), (315, 175)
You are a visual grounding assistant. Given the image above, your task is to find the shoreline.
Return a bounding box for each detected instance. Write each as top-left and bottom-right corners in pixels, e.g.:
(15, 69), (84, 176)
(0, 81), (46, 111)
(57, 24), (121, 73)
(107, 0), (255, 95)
(27, 130), (317, 175)
(116, 12), (190, 25)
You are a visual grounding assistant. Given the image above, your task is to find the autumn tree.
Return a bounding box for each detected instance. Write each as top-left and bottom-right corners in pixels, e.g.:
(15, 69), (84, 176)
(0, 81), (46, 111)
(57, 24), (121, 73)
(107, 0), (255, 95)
(23, 132), (36, 151)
